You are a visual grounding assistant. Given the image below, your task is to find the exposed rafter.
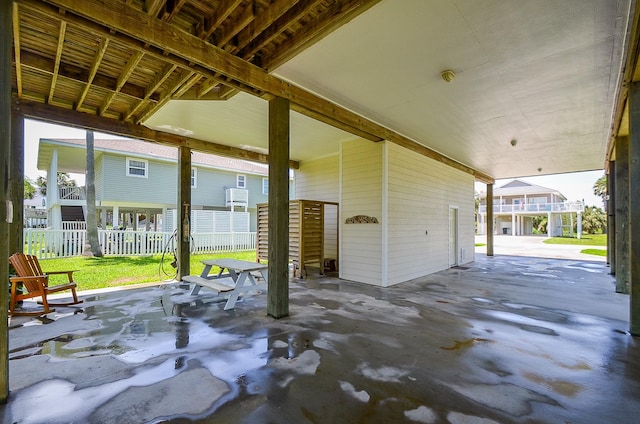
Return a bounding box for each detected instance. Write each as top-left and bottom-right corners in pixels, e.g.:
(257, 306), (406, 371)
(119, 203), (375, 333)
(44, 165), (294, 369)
(48, 20), (67, 104)
(136, 70), (200, 123)
(12, 0), (494, 182)
(263, 0), (382, 71)
(12, 3), (22, 97)
(239, 0), (325, 60)
(75, 37), (109, 111)
(100, 50), (145, 116)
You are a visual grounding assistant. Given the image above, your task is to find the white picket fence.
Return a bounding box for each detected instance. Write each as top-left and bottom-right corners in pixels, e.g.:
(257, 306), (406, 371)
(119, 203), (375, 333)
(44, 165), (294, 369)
(23, 228), (257, 259)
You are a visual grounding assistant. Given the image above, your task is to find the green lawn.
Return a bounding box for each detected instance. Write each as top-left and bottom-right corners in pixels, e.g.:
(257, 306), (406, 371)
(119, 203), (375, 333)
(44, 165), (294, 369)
(38, 251), (258, 292)
(543, 234), (607, 246)
(581, 248), (607, 257)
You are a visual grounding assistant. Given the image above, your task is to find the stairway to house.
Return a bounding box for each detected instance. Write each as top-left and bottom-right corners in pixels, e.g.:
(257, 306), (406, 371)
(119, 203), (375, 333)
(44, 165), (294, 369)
(61, 206), (85, 222)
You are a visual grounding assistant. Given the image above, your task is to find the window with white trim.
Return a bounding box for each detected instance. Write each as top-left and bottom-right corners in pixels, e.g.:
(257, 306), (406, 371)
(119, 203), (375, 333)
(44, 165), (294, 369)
(126, 157), (148, 178)
(236, 174), (246, 189)
(262, 178), (269, 195)
(191, 168), (197, 188)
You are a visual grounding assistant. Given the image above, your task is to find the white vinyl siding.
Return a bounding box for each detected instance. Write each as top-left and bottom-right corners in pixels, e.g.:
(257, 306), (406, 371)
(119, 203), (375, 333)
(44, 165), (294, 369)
(126, 157), (148, 178)
(386, 142), (474, 285)
(295, 154), (340, 260)
(340, 140), (383, 286)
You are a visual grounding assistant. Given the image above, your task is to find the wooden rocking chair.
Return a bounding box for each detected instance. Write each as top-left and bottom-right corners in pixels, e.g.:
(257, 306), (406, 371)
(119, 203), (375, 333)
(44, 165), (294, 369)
(8, 253), (83, 316)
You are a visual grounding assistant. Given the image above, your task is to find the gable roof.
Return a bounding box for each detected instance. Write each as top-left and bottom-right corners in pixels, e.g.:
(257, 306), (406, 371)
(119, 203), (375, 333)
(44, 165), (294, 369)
(39, 138), (268, 176)
(492, 179), (566, 199)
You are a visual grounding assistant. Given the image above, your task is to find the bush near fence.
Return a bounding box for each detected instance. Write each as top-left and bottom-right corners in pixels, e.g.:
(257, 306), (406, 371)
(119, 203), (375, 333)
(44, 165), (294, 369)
(23, 229), (257, 259)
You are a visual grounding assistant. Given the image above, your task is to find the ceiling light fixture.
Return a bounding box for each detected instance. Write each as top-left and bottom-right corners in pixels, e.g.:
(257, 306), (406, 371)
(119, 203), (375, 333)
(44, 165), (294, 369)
(441, 69), (455, 82)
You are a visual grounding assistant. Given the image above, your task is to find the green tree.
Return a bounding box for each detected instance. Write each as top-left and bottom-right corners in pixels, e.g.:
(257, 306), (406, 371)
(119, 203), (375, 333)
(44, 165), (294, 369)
(24, 178), (36, 199)
(35, 172), (77, 196)
(579, 206), (607, 234)
(532, 215), (548, 234)
(593, 175), (607, 207)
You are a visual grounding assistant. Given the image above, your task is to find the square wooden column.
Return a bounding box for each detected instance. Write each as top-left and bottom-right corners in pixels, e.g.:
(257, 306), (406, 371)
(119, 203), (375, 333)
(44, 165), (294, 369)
(267, 97), (290, 319)
(615, 136), (630, 294)
(607, 161), (615, 273)
(629, 82), (640, 335)
(0, 0), (12, 402)
(177, 146), (191, 279)
(486, 183), (494, 256)
(9, 112), (24, 256)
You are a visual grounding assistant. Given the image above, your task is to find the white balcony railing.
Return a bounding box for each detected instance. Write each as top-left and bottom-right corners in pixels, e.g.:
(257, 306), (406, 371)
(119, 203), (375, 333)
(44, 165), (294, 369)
(225, 188), (249, 210)
(59, 186), (85, 200)
(478, 201), (584, 214)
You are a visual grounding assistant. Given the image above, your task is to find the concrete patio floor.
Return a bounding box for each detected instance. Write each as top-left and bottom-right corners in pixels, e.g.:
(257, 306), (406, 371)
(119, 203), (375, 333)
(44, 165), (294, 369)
(1, 254), (638, 424)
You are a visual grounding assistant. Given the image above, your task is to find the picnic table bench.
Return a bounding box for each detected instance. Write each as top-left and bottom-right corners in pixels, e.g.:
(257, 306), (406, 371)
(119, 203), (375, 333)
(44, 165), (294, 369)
(182, 258), (268, 310)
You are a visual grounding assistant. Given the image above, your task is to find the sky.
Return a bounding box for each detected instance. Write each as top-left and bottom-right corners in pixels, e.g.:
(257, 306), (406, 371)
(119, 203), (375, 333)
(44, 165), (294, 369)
(24, 119), (605, 208)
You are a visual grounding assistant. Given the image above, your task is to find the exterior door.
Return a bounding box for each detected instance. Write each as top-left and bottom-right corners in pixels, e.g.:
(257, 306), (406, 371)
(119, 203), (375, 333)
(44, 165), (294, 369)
(449, 206), (459, 267)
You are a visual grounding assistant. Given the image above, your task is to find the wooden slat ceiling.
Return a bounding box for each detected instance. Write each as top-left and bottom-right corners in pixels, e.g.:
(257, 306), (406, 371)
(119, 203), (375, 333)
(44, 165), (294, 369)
(10, 0), (495, 182)
(13, 0), (363, 124)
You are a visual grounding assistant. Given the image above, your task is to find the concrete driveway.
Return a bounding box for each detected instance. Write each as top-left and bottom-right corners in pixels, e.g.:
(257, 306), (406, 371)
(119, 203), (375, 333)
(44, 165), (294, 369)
(475, 235), (607, 262)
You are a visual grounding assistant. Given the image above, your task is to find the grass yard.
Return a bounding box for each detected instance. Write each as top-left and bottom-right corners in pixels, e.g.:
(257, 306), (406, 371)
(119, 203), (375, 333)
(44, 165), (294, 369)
(543, 234), (607, 246)
(581, 248), (607, 257)
(38, 251), (258, 292)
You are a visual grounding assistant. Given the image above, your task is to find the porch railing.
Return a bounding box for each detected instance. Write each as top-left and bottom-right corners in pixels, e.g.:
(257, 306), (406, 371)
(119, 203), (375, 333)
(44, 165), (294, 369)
(478, 201), (584, 214)
(23, 228), (257, 259)
(59, 186), (85, 200)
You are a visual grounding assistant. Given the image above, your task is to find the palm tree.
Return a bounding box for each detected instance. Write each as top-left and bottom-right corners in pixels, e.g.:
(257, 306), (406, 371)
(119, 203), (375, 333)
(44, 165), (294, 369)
(593, 175), (607, 208)
(83, 130), (103, 257)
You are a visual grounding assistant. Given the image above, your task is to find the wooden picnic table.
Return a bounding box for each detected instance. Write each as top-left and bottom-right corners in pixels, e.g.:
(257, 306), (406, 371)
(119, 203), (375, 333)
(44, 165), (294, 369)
(182, 258), (268, 310)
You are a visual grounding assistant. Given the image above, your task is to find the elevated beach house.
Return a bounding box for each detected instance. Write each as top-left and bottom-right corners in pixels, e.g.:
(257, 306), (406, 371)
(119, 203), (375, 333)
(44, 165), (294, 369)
(37, 137), (270, 233)
(476, 179), (584, 237)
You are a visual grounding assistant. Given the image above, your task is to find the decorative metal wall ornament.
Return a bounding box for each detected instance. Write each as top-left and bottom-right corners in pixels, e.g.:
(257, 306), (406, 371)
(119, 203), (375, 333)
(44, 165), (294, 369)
(345, 215), (379, 224)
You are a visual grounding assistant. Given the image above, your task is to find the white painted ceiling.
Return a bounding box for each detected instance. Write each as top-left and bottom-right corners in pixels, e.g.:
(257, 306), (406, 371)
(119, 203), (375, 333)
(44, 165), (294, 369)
(145, 0), (631, 180)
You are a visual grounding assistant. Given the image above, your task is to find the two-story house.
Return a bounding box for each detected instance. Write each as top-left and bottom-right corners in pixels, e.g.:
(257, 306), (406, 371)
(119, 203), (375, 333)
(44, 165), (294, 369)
(477, 179), (584, 237)
(37, 137), (271, 232)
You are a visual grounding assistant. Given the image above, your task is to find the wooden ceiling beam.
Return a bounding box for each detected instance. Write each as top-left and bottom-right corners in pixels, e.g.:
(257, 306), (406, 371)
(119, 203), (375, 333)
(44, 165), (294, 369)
(239, 0), (324, 60)
(125, 63), (177, 121)
(19, 50), (151, 103)
(144, 0), (165, 17)
(25, 0), (492, 181)
(100, 50), (145, 116)
(12, 3), (23, 97)
(161, 0), (188, 22)
(263, 0), (381, 71)
(216, 1), (255, 48)
(13, 98), (300, 169)
(136, 70), (200, 123)
(48, 20), (67, 103)
(197, 0), (243, 40)
(41, 0), (385, 138)
(75, 37), (109, 110)
(235, 0), (298, 52)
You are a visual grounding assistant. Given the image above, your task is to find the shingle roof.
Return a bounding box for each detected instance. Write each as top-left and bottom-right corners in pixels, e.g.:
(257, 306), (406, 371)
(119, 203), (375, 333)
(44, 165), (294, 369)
(44, 138), (268, 175)
(480, 179), (566, 200)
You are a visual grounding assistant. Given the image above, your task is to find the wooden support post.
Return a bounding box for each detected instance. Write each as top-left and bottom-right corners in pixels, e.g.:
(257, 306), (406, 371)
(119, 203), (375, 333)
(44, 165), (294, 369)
(267, 96), (290, 319)
(608, 162), (615, 273)
(486, 183), (494, 256)
(9, 112), (24, 256)
(629, 83), (640, 336)
(1, 0), (12, 403)
(615, 136), (630, 294)
(177, 146), (191, 279)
